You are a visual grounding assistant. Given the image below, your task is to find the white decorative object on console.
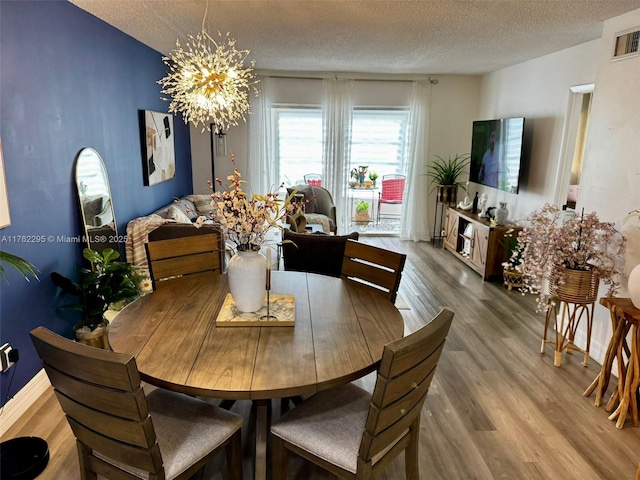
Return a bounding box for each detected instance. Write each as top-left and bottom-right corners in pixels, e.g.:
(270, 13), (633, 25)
(495, 202), (509, 225)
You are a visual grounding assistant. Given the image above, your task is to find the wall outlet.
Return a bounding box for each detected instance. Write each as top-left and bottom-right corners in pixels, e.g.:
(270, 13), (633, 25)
(1, 343), (15, 373)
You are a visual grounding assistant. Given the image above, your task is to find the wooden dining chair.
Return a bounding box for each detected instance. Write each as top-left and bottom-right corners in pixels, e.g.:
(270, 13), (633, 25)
(30, 326), (243, 480)
(145, 232), (222, 289)
(341, 239), (407, 303)
(282, 229), (359, 277)
(271, 308), (454, 480)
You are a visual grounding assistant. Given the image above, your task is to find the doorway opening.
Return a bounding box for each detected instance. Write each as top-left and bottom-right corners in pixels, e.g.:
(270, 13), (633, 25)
(554, 84), (594, 211)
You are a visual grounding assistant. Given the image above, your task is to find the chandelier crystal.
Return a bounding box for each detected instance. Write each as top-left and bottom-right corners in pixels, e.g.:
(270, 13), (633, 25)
(158, 30), (259, 133)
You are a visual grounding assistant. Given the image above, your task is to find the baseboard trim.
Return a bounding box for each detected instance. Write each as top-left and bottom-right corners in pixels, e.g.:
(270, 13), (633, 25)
(0, 369), (51, 437)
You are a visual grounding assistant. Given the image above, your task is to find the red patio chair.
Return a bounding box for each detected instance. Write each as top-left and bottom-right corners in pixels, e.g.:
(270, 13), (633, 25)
(377, 174), (405, 222)
(304, 173), (322, 187)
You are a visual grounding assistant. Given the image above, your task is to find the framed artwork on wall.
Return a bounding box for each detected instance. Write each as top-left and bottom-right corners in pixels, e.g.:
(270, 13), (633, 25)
(141, 110), (176, 186)
(0, 138), (11, 228)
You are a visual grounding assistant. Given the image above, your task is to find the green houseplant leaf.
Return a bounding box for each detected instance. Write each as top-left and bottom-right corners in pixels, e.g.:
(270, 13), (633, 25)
(356, 200), (370, 213)
(0, 251), (39, 283)
(51, 248), (143, 331)
(426, 153), (471, 191)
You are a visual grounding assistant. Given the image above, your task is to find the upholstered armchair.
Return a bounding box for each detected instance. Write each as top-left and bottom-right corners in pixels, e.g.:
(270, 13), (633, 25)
(287, 184), (337, 234)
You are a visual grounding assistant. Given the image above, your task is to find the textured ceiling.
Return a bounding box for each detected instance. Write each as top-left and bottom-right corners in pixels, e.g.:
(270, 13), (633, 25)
(69, 0), (640, 75)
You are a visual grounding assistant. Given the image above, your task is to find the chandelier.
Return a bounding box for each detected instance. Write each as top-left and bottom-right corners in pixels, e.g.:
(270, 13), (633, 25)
(158, 30), (259, 133)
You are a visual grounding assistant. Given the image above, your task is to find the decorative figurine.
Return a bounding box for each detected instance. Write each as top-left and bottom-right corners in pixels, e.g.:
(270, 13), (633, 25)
(495, 201), (509, 225)
(478, 193), (488, 217)
(457, 182), (473, 210)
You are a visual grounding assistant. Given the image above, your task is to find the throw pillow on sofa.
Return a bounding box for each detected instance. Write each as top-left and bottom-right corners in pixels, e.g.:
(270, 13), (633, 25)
(172, 198), (199, 220)
(162, 205), (192, 224)
(185, 194), (215, 214)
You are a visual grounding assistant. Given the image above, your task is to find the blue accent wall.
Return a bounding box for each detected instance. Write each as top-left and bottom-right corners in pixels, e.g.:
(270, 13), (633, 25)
(0, 1), (193, 403)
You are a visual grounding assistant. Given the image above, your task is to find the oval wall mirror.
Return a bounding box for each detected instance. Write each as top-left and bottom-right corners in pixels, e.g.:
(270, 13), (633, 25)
(74, 148), (119, 255)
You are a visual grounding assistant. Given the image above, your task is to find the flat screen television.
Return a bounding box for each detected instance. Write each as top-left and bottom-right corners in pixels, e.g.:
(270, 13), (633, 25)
(469, 117), (526, 194)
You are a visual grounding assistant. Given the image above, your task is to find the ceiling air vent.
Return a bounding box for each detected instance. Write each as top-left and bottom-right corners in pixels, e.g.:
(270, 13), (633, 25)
(612, 28), (639, 60)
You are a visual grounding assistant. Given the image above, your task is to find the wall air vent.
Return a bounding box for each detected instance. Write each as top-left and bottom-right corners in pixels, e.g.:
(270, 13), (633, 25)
(612, 28), (639, 60)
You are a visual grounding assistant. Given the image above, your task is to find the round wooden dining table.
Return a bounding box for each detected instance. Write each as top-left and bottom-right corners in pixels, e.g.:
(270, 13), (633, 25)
(109, 270), (405, 480)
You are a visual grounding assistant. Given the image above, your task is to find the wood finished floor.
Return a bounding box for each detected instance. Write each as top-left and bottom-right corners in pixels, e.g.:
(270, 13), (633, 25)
(3, 237), (640, 479)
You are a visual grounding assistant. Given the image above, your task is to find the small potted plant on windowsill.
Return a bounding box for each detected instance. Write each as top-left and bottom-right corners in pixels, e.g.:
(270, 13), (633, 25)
(368, 172), (379, 187)
(426, 153), (470, 205)
(51, 248), (148, 349)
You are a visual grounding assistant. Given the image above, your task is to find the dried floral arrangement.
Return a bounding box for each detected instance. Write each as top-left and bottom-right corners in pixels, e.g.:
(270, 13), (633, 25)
(515, 204), (626, 311)
(200, 154), (295, 252)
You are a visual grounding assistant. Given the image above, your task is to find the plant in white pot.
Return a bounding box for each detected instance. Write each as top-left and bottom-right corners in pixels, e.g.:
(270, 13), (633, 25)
(516, 204), (626, 312)
(206, 154), (295, 312)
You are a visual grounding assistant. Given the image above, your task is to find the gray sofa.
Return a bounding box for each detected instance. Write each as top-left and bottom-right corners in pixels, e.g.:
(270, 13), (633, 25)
(125, 194), (225, 270)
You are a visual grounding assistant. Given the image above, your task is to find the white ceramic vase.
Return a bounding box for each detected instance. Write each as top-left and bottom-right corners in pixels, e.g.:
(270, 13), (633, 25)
(228, 250), (267, 313)
(628, 263), (640, 309)
(495, 202), (508, 225)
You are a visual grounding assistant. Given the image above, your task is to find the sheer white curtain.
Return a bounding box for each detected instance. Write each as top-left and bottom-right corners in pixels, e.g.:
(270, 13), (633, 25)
(322, 78), (353, 234)
(400, 80), (432, 242)
(246, 75), (275, 195)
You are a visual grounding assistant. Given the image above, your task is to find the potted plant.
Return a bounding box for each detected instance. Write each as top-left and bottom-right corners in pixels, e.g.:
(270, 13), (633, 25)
(354, 200), (370, 223)
(349, 168), (359, 188)
(51, 248), (145, 348)
(516, 204), (626, 312)
(368, 172), (379, 187)
(426, 153), (470, 205)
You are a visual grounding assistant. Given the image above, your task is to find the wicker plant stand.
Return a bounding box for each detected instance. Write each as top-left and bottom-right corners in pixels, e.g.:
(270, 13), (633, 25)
(503, 268), (523, 291)
(541, 268), (599, 367)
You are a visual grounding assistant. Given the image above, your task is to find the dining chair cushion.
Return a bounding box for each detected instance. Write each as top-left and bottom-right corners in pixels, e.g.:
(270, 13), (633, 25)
(270, 383), (371, 474)
(95, 388), (243, 480)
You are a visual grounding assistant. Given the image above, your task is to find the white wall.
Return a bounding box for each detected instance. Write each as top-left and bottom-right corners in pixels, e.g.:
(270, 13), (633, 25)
(580, 10), (640, 225)
(578, 9), (640, 363)
(477, 8), (640, 364)
(476, 39), (600, 222)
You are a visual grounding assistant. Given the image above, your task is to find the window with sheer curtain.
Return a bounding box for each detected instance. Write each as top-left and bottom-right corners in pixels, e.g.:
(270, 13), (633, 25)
(274, 107), (409, 186)
(274, 107), (322, 186)
(350, 109), (409, 178)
